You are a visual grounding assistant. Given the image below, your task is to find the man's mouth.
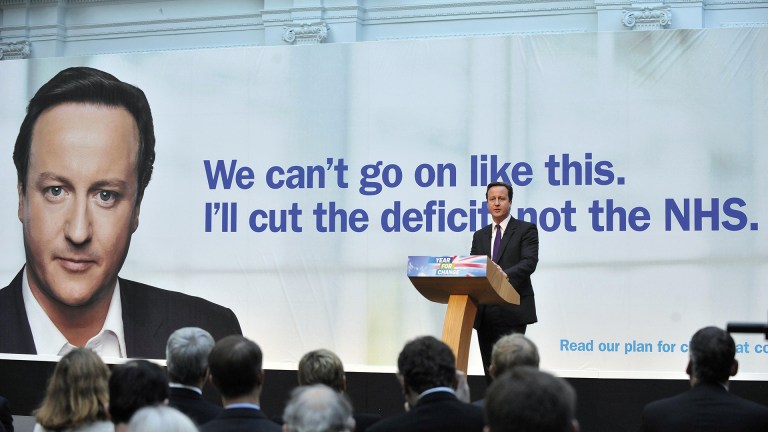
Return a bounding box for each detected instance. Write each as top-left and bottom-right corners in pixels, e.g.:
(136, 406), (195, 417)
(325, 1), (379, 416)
(57, 257), (96, 272)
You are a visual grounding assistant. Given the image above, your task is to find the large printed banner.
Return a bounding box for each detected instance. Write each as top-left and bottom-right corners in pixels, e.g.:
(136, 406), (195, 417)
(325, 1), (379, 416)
(1, 28), (767, 379)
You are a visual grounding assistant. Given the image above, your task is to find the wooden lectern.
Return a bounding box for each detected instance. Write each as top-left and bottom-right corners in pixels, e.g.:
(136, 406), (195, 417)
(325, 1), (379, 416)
(407, 256), (519, 373)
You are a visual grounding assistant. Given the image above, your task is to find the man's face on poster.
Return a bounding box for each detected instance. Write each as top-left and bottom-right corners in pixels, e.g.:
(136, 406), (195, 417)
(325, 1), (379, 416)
(18, 103), (141, 308)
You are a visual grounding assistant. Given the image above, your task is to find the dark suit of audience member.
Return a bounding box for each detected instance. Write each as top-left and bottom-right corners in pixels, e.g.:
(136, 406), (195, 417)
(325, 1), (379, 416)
(169, 386), (221, 426)
(470, 182), (539, 379)
(294, 349), (380, 431)
(200, 335), (280, 432)
(368, 336), (484, 432)
(0, 395), (10, 432)
(641, 326), (768, 432)
(166, 327), (222, 425)
(201, 407), (279, 432)
(485, 367), (579, 432)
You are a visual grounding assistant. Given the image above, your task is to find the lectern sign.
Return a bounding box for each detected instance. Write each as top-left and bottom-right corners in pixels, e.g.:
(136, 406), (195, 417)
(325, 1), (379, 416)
(407, 255), (487, 278)
(407, 256), (519, 305)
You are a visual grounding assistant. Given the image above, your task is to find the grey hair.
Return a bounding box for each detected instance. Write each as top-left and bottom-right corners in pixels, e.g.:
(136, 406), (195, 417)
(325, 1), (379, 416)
(127, 406), (197, 432)
(283, 384), (354, 432)
(491, 333), (540, 377)
(166, 327), (215, 386)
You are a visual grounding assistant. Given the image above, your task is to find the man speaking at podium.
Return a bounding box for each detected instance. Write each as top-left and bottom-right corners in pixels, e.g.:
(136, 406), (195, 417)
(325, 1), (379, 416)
(470, 181), (539, 380)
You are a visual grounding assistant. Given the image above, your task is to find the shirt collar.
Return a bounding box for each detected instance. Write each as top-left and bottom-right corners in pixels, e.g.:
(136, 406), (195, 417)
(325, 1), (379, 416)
(492, 213), (512, 234)
(169, 383), (203, 395)
(22, 268), (126, 358)
(225, 403), (261, 410)
(418, 387), (455, 400)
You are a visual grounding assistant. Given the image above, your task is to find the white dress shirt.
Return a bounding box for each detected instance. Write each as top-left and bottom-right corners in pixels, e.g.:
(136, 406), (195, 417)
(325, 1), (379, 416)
(22, 268), (126, 357)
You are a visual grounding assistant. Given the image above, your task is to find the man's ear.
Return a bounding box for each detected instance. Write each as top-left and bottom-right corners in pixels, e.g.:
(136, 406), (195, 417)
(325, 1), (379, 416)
(397, 373), (411, 396)
(341, 374), (348, 392)
(17, 181), (24, 222)
(256, 369), (265, 386)
(571, 419), (581, 432)
(131, 199), (142, 233)
(730, 359), (739, 377)
(488, 364), (496, 380)
(685, 360), (692, 376)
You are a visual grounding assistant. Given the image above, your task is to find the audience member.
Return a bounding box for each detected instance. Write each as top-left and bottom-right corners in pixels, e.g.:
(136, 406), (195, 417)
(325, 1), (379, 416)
(297, 349), (380, 431)
(127, 406), (197, 432)
(474, 333), (540, 409)
(33, 348), (112, 432)
(0, 395), (11, 432)
(282, 384), (354, 432)
(367, 336), (484, 432)
(109, 360), (169, 432)
(485, 366), (579, 432)
(201, 335), (280, 432)
(641, 326), (768, 432)
(166, 327), (222, 425)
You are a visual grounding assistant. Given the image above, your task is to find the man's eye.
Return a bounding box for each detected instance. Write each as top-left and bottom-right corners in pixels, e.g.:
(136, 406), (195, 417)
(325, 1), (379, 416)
(98, 191), (117, 202)
(45, 186), (64, 198)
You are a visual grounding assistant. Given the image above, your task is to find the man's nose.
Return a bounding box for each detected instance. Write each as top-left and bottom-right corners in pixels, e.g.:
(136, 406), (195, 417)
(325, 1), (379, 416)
(64, 197), (92, 245)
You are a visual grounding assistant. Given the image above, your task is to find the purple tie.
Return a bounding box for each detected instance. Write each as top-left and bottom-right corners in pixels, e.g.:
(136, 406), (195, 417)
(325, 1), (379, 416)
(492, 224), (502, 262)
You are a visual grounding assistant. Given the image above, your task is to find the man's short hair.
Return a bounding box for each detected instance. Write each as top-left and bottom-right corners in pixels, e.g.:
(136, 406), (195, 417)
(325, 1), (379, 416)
(485, 182), (513, 200)
(109, 360), (169, 424)
(485, 367), (577, 432)
(166, 327), (215, 386)
(491, 333), (540, 377)
(689, 326), (736, 384)
(283, 384), (354, 432)
(397, 336), (455, 394)
(208, 335), (263, 399)
(13, 66), (155, 202)
(298, 349), (345, 392)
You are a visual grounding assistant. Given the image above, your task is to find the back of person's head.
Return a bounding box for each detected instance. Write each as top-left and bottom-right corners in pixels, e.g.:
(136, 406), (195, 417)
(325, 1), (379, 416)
(283, 384), (354, 432)
(688, 326), (737, 384)
(166, 327), (215, 386)
(14, 66), (155, 201)
(485, 367), (578, 432)
(35, 348), (110, 430)
(127, 405), (197, 432)
(298, 349), (345, 392)
(109, 360), (169, 424)
(397, 336), (455, 394)
(208, 335), (263, 399)
(491, 333), (540, 378)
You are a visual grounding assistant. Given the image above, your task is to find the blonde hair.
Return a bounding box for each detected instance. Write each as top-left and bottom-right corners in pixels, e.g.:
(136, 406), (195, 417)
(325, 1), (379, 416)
(35, 348), (110, 430)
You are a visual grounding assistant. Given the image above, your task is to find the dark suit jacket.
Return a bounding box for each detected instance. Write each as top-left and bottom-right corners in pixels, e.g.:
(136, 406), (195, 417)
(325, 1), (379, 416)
(471, 217), (539, 329)
(169, 386), (222, 426)
(641, 382), (768, 432)
(367, 391), (484, 432)
(200, 407), (281, 432)
(0, 268), (242, 358)
(0, 395), (11, 432)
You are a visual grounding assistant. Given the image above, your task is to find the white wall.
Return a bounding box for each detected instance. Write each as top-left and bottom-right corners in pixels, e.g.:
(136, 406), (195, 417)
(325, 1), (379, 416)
(2, 0), (767, 59)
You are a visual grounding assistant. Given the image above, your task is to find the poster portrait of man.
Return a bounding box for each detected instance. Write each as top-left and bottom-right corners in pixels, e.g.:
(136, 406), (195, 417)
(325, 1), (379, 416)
(0, 67), (241, 359)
